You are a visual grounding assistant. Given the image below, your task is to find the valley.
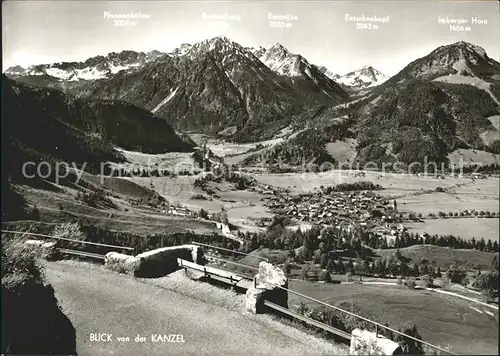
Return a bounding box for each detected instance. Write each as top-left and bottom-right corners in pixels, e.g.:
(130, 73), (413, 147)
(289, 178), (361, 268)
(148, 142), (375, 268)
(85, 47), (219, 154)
(3, 34), (499, 355)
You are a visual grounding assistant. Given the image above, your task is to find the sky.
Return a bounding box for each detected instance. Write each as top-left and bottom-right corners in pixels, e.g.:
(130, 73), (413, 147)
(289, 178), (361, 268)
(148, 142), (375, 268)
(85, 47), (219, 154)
(2, 0), (500, 76)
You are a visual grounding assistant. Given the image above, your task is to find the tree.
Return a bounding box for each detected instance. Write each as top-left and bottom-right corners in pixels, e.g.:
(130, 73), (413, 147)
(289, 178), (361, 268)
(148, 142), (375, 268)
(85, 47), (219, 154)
(386, 259), (398, 276)
(420, 275), (433, 288)
(493, 254), (499, 271)
(300, 264), (310, 280)
(31, 205), (40, 220)
(220, 209), (229, 225)
(418, 263), (429, 276)
(319, 269), (332, 283)
(326, 258), (336, 273)
(396, 324), (424, 355)
(395, 248), (402, 261)
(474, 271), (499, 300)
(435, 266), (442, 278)
(445, 265), (467, 284)
(478, 238), (486, 251)
(355, 258), (368, 281)
(486, 239), (493, 252)
(405, 277), (416, 289)
(199, 208), (208, 219)
(283, 262), (291, 276)
(319, 253), (328, 269)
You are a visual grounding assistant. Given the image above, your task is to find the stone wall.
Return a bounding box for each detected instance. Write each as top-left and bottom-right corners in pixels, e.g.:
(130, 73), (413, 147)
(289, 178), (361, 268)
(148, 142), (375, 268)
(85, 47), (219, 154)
(350, 328), (402, 355)
(104, 252), (137, 275)
(246, 261), (288, 314)
(134, 244), (204, 278)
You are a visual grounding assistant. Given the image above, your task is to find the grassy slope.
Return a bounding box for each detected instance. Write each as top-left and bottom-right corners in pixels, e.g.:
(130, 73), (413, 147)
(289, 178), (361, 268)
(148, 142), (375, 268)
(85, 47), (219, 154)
(14, 173), (217, 236)
(373, 245), (497, 269)
(406, 218), (499, 242)
(288, 280), (498, 355)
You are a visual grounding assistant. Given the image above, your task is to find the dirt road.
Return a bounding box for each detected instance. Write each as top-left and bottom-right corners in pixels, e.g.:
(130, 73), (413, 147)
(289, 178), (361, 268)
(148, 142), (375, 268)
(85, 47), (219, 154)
(44, 261), (343, 356)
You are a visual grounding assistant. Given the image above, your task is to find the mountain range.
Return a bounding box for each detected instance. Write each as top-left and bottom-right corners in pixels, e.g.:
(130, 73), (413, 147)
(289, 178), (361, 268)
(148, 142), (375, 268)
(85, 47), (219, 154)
(318, 65), (389, 89)
(4, 38), (500, 169)
(72, 37), (348, 142)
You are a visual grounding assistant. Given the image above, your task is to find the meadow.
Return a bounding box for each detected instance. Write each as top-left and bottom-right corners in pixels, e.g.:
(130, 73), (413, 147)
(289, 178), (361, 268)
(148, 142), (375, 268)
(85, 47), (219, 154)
(288, 280), (499, 355)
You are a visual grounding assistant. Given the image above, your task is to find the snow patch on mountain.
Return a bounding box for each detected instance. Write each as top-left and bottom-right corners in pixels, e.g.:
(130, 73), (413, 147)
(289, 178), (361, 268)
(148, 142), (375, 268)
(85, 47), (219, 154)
(260, 44), (305, 76)
(6, 50), (165, 82)
(169, 43), (193, 57)
(109, 62), (141, 74)
(45, 67), (76, 80)
(317, 66), (340, 81)
(318, 64), (388, 88)
(336, 66), (389, 88)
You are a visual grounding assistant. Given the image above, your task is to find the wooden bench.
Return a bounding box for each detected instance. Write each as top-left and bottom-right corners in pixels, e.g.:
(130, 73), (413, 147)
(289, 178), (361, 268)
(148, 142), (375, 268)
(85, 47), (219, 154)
(177, 258), (245, 287)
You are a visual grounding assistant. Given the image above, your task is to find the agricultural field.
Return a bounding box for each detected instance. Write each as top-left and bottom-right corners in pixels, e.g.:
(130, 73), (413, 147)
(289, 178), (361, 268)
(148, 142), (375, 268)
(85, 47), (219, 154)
(288, 280), (499, 355)
(189, 134), (284, 160)
(406, 219), (500, 242)
(393, 178), (499, 215)
(114, 147), (196, 172)
(373, 245), (497, 270)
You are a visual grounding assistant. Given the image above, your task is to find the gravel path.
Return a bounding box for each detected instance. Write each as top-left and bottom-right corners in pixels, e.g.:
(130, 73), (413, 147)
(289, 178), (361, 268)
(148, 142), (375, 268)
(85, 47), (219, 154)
(43, 260), (346, 356)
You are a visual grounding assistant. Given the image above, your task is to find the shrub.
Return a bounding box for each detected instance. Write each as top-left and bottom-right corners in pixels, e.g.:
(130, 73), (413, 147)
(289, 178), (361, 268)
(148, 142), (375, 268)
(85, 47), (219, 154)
(445, 266), (467, 284)
(442, 277), (451, 291)
(345, 272), (353, 282)
(420, 275), (433, 288)
(300, 265), (310, 280)
(52, 222), (86, 250)
(198, 208), (209, 219)
(319, 269), (332, 283)
(30, 205), (40, 220)
(283, 262), (292, 276)
(395, 324), (424, 355)
(396, 276), (403, 285)
(1, 238), (44, 284)
(405, 277), (416, 290)
(474, 271), (499, 300)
